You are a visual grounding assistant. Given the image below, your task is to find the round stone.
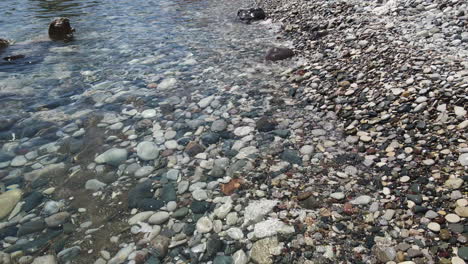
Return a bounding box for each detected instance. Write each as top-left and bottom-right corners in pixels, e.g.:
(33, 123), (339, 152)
(427, 222), (440, 232)
(330, 192), (345, 200)
(459, 153), (468, 166)
(141, 109), (157, 118)
(400, 176), (410, 183)
(196, 216), (213, 233)
(11, 155), (27, 167)
(233, 126), (254, 137)
(299, 145), (314, 155)
(211, 120), (228, 132)
(148, 212), (170, 225)
(192, 189), (208, 201)
(95, 148), (128, 166)
(136, 141), (159, 161)
(445, 213), (461, 223)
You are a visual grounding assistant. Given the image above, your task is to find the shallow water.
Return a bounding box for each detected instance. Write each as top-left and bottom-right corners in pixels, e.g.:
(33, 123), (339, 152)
(0, 0), (288, 119)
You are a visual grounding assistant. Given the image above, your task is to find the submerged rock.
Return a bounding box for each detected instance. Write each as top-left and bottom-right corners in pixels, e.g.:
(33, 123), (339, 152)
(237, 8), (266, 22)
(0, 189), (22, 219)
(265, 47), (294, 61)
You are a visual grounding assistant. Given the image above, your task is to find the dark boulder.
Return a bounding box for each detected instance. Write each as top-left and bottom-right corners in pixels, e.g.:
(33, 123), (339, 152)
(265, 47), (295, 61)
(0, 39), (9, 50)
(49, 18), (75, 41)
(237, 8), (266, 22)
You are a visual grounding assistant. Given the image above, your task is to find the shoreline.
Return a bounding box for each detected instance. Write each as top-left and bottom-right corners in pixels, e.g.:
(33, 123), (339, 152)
(0, 0), (467, 263)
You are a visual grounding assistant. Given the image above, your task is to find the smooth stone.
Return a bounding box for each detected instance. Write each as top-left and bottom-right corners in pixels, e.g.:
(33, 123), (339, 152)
(148, 212), (170, 225)
(11, 155), (27, 167)
(107, 245), (133, 264)
(455, 206), (468, 217)
(330, 192), (345, 200)
(458, 247), (468, 261)
(0, 189), (22, 219)
(158, 78), (177, 90)
(134, 166), (154, 178)
(427, 222), (441, 232)
(43, 201), (62, 215)
(141, 109), (157, 118)
(85, 179), (107, 191)
(459, 153), (468, 166)
(445, 178), (464, 189)
(18, 220), (46, 236)
(136, 142), (159, 161)
(32, 255), (57, 264)
(95, 148), (128, 166)
(351, 195), (372, 205)
(160, 184), (177, 202)
(265, 47), (294, 61)
(198, 96), (214, 108)
(215, 203), (233, 219)
(233, 126), (254, 137)
(21, 191), (43, 212)
(299, 145), (314, 155)
(211, 120), (228, 132)
(57, 246), (81, 263)
(196, 216), (213, 233)
(128, 211), (154, 225)
(172, 207), (189, 219)
(192, 189), (208, 201)
(445, 214), (461, 223)
(280, 149), (302, 165)
(45, 212), (71, 227)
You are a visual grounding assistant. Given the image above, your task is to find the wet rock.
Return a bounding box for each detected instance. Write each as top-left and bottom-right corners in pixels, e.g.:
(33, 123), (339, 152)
(237, 8), (266, 22)
(256, 117), (276, 132)
(185, 142), (204, 157)
(22, 191), (43, 212)
(136, 141), (160, 161)
(48, 17), (74, 41)
(95, 148), (128, 166)
(108, 245), (133, 264)
(85, 179), (107, 191)
(45, 212), (70, 227)
(57, 246), (81, 263)
(196, 216), (213, 233)
(0, 189), (22, 219)
(459, 247), (468, 261)
(148, 212), (170, 225)
(18, 220), (46, 236)
(459, 153), (468, 166)
(211, 119), (228, 132)
(161, 183), (177, 202)
(351, 195), (372, 205)
(265, 47), (294, 61)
